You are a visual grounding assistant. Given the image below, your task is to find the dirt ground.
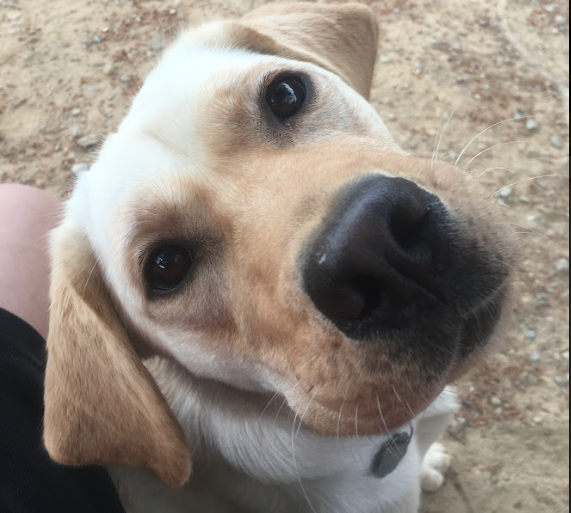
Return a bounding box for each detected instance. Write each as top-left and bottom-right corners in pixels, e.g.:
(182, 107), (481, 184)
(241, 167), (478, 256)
(0, 0), (569, 511)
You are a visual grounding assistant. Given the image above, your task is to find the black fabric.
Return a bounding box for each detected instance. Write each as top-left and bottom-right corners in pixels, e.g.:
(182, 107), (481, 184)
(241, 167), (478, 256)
(0, 308), (126, 513)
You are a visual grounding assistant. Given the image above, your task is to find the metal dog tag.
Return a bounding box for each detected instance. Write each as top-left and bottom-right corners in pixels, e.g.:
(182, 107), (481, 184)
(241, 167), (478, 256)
(370, 429), (413, 479)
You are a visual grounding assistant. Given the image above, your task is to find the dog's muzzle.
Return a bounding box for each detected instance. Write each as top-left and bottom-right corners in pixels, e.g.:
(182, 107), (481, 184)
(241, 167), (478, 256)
(302, 174), (508, 354)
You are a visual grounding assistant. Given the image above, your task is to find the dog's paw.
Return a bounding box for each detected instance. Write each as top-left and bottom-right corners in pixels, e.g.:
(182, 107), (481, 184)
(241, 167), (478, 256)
(421, 443), (452, 494)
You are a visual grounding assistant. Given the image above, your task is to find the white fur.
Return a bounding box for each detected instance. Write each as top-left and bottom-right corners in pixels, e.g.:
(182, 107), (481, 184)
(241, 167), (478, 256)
(67, 26), (457, 513)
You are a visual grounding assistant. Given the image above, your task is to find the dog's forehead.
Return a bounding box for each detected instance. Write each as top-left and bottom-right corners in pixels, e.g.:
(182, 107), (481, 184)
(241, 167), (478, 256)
(72, 45), (272, 250)
(68, 33), (392, 266)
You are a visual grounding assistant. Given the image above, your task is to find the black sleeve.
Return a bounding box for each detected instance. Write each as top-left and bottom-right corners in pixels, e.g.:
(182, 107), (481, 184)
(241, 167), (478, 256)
(0, 308), (126, 513)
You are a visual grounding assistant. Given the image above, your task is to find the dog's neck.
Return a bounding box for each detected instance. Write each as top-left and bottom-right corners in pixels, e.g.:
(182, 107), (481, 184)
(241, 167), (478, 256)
(111, 358), (428, 513)
(150, 358), (415, 483)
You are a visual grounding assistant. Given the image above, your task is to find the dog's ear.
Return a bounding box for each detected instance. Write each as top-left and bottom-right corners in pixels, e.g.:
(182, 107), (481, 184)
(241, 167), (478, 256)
(232, 2), (379, 99)
(44, 225), (191, 487)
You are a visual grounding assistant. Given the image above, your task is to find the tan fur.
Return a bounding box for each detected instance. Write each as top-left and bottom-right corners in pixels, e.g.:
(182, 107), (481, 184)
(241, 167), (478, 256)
(44, 227), (191, 487)
(43, 2), (517, 494)
(190, 3), (379, 99)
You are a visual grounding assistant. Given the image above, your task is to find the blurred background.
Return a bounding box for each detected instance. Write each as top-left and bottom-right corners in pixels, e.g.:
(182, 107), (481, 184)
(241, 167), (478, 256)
(0, 0), (568, 511)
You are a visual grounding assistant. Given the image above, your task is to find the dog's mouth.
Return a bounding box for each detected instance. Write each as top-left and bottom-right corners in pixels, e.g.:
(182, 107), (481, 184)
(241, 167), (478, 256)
(281, 173), (515, 435)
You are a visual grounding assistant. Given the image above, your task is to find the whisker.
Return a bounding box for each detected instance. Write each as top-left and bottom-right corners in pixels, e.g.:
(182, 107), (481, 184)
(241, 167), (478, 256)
(291, 411), (318, 513)
(455, 116), (530, 167)
(337, 384), (350, 444)
(464, 141), (525, 172)
(376, 394), (391, 435)
(296, 389), (317, 438)
(473, 167), (516, 181)
(432, 109), (457, 170)
(491, 174), (564, 197)
(392, 386), (416, 420)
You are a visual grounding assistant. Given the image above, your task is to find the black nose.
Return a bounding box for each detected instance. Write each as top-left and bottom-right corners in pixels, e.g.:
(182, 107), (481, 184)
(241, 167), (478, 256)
(302, 175), (442, 336)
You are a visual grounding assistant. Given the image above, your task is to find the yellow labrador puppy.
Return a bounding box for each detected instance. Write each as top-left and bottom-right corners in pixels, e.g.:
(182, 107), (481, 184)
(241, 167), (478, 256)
(43, 3), (517, 512)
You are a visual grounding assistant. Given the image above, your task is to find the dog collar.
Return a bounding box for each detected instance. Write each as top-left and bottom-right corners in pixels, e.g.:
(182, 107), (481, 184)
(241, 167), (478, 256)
(370, 426), (414, 479)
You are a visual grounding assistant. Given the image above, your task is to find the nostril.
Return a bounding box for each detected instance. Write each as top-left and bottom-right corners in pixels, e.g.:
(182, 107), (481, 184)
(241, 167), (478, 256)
(388, 184), (429, 252)
(307, 275), (384, 324)
(302, 175), (438, 334)
(349, 276), (383, 320)
(390, 214), (427, 251)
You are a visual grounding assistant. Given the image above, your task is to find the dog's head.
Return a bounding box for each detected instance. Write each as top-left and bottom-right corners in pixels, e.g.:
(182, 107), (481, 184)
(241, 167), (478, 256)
(44, 2), (517, 487)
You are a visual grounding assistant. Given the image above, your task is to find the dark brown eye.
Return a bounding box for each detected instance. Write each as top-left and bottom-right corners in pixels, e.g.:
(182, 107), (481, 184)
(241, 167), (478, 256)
(145, 245), (194, 293)
(266, 76), (307, 120)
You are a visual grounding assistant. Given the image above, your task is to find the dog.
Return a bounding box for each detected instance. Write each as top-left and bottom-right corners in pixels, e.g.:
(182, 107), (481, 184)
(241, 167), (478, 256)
(43, 3), (517, 512)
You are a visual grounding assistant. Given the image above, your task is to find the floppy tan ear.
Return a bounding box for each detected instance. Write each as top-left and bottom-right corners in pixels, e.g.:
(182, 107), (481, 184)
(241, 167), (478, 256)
(44, 225), (191, 487)
(233, 2), (379, 99)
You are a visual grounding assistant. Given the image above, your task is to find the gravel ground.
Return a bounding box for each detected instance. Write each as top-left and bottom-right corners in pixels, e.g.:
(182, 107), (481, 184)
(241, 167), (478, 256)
(0, 0), (569, 512)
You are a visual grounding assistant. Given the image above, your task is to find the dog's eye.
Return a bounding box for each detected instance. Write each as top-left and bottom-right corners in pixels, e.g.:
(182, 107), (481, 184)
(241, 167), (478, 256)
(145, 245), (194, 293)
(266, 76), (307, 120)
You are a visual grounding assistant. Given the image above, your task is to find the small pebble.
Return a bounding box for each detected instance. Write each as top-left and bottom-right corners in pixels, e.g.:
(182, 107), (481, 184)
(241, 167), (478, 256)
(515, 107), (526, 121)
(77, 134), (100, 149)
(544, 5), (558, 14)
(451, 42), (463, 52)
(150, 36), (163, 52)
(525, 329), (537, 340)
(490, 396), (503, 407)
(478, 18), (489, 27)
(456, 75), (470, 84)
(562, 351), (569, 361)
(497, 186), (513, 198)
(554, 376), (567, 387)
(71, 108), (82, 117)
(555, 15), (568, 27)
(555, 258), (570, 273)
(71, 163), (90, 175)
(379, 55), (392, 64)
(93, 35), (102, 44)
(551, 136), (564, 149)
(491, 475), (500, 486)
(120, 74), (132, 83)
(526, 118), (540, 132)
(530, 351), (541, 363)
(72, 126), (84, 138)
(414, 61), (423, 74)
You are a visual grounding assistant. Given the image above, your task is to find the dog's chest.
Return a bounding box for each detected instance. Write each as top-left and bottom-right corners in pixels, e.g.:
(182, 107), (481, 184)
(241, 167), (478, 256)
(109, 364), (423, 512)
(110, 401), (422, 512)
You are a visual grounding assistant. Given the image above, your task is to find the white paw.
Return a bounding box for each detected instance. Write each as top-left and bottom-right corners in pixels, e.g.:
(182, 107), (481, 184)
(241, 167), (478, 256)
(421, 443), (452, 494)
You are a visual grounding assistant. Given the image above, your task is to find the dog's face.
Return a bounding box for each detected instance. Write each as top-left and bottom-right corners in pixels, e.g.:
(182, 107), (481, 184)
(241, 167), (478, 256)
(44, 3), (517, 488)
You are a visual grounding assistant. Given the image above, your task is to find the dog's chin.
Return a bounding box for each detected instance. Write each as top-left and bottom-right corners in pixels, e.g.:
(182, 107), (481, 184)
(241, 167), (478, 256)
(283, 291), (510, 438)
(284, 381), (443, 438)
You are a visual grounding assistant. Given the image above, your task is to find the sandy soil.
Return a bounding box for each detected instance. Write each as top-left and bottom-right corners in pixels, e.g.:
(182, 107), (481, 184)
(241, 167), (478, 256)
(1, 0), (569, 511)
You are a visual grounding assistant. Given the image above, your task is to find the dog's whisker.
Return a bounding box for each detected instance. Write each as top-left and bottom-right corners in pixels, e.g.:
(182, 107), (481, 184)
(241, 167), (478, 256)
(491, 174), (564, 198)
(464, 141), (525, 173)
(336, 384), (350, 444)
(455, 116), (530, 167)
(296, 389), (318, 438)
(473, 166), (517, 181)
(376, 394), (391, 436)
(502, 222), (555, 244)
(431, 109), (457, 171)
(291, 411), (318, 513)
(259, 391), (282, 420)
(392, 386), (416, 420)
